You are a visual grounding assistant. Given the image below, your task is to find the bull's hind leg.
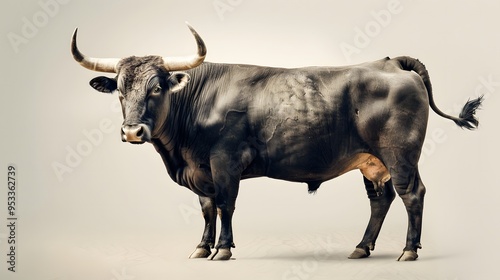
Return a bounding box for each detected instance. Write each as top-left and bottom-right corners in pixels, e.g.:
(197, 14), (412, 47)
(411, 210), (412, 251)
(380, 148), (426, 261)
(349, 177), (396, 259)
(189, 196), (216, 258)
(395, 170), (426, 261)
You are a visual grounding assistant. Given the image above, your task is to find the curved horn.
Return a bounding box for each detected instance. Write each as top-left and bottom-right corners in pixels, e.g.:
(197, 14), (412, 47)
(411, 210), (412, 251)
(71, 28), (120, 73)
(162, 22), (207, 71)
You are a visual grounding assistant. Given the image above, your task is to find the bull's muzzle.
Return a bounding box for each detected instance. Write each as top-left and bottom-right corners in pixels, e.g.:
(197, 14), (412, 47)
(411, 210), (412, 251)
(121, 124), (151, 143)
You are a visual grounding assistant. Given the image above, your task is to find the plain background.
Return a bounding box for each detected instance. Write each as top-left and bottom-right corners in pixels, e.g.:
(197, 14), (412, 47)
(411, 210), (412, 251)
(1, 0), (499, 279)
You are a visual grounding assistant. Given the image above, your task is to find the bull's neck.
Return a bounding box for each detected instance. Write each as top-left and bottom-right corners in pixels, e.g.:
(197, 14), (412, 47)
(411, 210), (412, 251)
(151, 63), (227, 179)
(158, 63), (218, 147)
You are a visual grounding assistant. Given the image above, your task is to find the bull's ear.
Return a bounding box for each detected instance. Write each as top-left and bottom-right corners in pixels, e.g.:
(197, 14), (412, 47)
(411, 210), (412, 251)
(167, 72), (190, 93)
(89, 76), (117, 94)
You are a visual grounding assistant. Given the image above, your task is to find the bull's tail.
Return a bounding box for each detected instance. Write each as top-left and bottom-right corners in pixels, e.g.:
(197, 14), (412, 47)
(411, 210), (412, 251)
(394, 56), (483, 130)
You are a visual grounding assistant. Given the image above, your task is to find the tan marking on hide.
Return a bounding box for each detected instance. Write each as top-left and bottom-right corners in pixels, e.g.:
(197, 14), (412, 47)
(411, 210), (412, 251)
(341, 153), (391, 188)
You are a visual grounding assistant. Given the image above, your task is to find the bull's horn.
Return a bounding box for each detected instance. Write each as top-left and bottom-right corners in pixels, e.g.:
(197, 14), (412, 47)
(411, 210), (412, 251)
(71, 28), (120, 73)
(162, 22), (207, 71)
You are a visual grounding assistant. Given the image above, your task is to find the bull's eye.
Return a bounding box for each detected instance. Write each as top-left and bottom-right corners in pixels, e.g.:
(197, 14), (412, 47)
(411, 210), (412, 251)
(152, 85), (162, 95)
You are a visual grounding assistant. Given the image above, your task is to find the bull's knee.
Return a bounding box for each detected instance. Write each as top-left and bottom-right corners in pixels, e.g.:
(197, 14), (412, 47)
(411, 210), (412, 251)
(393, 172), (425, 197)
(395, 181), (425, 206)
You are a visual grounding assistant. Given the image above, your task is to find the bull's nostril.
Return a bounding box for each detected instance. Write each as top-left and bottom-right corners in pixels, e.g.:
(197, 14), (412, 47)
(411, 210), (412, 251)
(121, 124), (148, 143)
(136, 126), (144, 137)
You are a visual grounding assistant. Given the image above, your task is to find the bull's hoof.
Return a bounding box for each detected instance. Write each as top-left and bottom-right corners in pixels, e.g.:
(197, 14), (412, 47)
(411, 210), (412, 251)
(189, 247), (212, 259)
(207, 248), (232, 261)
(348, 247), (370, 259)
(397, 250), (418, 261)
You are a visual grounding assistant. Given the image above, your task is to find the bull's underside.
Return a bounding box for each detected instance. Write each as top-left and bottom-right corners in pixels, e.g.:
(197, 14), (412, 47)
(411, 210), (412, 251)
(71, 25), (483, 261)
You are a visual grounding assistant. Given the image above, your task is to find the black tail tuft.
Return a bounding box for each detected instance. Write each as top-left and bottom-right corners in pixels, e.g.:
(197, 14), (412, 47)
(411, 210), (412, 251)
(455, 96), (484, 130)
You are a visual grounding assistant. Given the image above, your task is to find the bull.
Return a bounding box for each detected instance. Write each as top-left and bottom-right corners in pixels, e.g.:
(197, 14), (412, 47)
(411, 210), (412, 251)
(70, 23), (482, 261)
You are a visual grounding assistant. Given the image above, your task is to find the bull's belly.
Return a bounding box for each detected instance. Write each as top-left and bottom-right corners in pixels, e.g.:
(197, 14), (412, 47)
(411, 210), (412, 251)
(264, 153), (390, 187)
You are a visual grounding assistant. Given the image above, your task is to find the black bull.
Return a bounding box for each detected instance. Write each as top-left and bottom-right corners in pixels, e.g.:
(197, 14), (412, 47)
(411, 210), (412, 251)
(71, 25), (482, 261)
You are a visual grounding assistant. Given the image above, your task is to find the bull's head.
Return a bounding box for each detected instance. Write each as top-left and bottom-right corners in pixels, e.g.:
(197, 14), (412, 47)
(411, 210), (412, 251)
(71, 23), (206, 144)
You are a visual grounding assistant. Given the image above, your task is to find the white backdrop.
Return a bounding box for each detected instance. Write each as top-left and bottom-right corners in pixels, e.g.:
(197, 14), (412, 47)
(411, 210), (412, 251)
(1, 0), (499, 279)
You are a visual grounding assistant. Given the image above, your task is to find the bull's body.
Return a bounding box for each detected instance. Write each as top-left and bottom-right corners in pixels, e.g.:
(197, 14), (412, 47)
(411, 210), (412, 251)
(159, 58), (423, 197)
(71, 25), (482, 261)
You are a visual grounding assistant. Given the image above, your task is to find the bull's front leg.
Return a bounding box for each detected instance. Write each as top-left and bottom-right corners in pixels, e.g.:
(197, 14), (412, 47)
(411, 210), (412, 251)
(189, 196), (217, 259)
(207, 194), (237, 261)
(206, 152), (244, 261)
